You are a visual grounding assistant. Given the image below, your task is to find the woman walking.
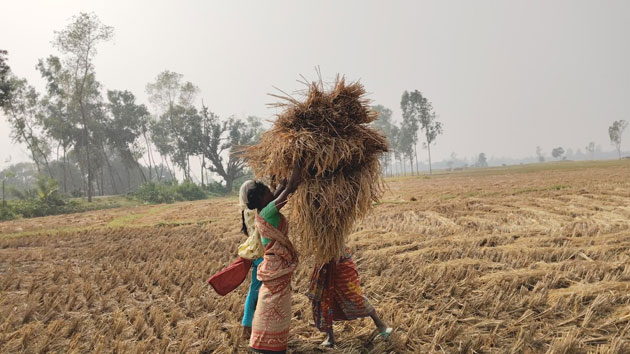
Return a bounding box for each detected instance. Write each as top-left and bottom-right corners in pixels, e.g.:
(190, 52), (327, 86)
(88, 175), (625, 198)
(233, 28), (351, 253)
(308, 247), (392, 348)
(241, 167), (301, 353)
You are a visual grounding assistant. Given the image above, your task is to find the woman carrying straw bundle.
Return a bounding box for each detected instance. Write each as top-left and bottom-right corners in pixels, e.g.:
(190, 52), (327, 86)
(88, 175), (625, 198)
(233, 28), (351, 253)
(243, 75), (391, 348)
(207, 191), (265, 339)
(308, 247), (392, 348)
(207, 180), (278, 340)
(240, 166), (302, 353)
(236, 180), (265, 341)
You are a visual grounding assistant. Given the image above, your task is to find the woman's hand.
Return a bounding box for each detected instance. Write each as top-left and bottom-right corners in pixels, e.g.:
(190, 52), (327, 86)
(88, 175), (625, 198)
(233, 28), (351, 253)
(274, 164), (303, 210)
(287, 164), (302, 192)
(273, 178), (287, 198)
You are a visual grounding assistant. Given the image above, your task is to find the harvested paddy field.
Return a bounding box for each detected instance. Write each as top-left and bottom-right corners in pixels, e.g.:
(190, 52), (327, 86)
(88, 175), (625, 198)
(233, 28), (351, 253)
(1, 160), (629, 353)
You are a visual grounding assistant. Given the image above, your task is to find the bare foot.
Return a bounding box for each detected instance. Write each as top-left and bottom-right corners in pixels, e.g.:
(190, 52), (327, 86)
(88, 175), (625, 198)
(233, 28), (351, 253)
(321, 331), (335, 348)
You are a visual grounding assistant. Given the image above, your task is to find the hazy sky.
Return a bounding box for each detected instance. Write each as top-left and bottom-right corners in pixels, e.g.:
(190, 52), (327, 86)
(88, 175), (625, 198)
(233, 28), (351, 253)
(1, 0), (629, 170)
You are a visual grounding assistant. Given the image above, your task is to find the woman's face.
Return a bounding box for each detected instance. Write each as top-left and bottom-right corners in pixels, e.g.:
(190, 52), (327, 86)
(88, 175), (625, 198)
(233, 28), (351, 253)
(260, 186), (274, 208)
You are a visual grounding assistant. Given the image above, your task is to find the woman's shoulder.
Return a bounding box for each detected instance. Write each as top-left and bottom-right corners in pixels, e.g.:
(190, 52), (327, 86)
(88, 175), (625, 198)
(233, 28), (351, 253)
(260, 201), (278, 215)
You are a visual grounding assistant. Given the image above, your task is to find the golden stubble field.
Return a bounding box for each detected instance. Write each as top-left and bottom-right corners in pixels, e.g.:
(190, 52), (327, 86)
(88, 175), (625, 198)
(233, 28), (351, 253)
(1, 160), (629, 353)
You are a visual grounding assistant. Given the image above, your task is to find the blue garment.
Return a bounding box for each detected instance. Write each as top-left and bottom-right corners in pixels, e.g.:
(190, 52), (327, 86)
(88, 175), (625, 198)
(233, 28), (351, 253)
(242, 257), (263, 327)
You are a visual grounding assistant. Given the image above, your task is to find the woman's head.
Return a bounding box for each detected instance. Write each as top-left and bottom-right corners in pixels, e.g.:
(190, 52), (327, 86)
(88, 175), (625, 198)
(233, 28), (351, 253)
(240, 180), (273, 211)
(239, 180), (273, 236)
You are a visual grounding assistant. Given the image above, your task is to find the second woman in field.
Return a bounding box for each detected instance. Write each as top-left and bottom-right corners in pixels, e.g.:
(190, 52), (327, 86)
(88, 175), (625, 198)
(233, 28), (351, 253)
(240, 167), (302, 353)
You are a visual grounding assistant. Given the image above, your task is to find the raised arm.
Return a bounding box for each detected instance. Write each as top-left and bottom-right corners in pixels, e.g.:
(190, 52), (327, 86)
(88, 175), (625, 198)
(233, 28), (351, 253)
(273, 167), (302, 211)
(273, 178), (287, 198)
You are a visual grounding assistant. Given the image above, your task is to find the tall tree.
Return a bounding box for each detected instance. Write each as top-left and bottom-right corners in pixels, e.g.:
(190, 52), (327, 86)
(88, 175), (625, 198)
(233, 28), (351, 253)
(106, 90), (150, 189)
(150, 105), (201, 181)
(401, 90), (443, 175)
(200, 106), (261, 193)
(389, 124), (400, 176)
(372, 105), (396, 175)
(37, 55), (78, 193)
(400, 91), (420, 175)
(552, 147), (565, 160)
(37, 56), (112, 196)
(397, 122), (415, 175)
(2, 78), (52, 177)
(418, 103), (442, 175)
(0, 52), (53, 178)
(0, 49), (13, 108)
(609, 120), (628, 159)
(536, 146), (545, 162)
(476, 153), (488, 168)
(146, 71), (189, 112)
(173, 105), (202, 181)
(585, 142), (596, 160)
(146, 70), (200, 180)
(53, 12), (114, 202)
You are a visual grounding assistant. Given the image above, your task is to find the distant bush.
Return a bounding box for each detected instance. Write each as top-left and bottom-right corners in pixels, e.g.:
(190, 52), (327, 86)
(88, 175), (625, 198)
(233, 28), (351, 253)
(8, 198), (77, 218)
(134, 181), (209, 204)
(204, 181), (229, 196)
(134, 182), (179, 204)
(0, 206), (17, 221)
(175, 181), (207, 201)
(0, 177), (80, 221)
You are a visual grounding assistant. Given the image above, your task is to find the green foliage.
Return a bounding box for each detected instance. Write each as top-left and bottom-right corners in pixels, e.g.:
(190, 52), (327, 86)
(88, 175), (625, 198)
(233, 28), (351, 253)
(176, 181), (207, 201)
(205, 182), (227, 195)
(0, 176), (79, 220)
(106, 89), (150, 182)
(134, 182), (179, 204)
(146, 70), (201, 181)
(199, 106), (262, 192)
(0, 206), (17, 221)
(134, 181), (208, 204)
(51, 12), (114, 202)
(0, 49), (12, 108)
(401, 90), (443, 174)
(8, 198), (72, 219)
(372, 105), (397, 172)
(399, 91), (420, 162)
(36, 177), (63, 204)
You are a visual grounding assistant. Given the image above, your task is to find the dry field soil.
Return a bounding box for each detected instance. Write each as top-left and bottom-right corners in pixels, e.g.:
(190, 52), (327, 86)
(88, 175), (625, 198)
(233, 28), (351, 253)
(1, 160), (629, 353)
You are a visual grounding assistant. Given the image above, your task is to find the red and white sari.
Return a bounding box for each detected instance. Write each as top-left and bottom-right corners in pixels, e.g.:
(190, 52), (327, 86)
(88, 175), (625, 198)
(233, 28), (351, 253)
(249, 213), (298, 353)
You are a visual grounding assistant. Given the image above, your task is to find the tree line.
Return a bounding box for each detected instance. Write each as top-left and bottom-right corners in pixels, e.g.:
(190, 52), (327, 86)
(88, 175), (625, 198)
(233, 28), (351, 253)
(535, 121), (627, 162)
(371, 90), (444, 176)
(1, 13), (625, 202)
(0, 13), (261, 202)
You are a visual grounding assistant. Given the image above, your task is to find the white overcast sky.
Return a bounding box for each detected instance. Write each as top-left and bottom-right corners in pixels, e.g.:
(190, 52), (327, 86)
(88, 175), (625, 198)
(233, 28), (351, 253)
(1, 0), (629, 169)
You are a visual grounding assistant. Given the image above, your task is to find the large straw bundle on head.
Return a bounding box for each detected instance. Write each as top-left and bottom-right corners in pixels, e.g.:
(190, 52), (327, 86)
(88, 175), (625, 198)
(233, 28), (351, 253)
(245, 75), (388, 263)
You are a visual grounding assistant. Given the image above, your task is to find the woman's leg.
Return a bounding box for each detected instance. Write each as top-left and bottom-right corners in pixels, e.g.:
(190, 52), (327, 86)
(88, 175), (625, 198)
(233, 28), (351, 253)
(242, 264), (262, 338)
(369, 309), (388, 331)
(364, 297), (389, 332)
(321, 328), (335, 347)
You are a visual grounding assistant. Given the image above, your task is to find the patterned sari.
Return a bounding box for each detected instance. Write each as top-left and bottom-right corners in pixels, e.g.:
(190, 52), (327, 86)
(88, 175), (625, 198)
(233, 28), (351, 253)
(250, 213), (298, 353)
(307, 248), (374, 333)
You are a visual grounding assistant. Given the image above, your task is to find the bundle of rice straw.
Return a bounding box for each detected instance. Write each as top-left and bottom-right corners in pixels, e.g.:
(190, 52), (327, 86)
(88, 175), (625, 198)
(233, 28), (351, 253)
(244, 75), (388, 263)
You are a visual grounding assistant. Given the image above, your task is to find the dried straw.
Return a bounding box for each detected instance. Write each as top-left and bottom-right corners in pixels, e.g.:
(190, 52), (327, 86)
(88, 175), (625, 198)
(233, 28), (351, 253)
(244, 75), (388, 263)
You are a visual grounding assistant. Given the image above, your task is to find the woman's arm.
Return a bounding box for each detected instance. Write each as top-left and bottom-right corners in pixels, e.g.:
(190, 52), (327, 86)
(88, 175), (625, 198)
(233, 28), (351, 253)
(273, 178), (287, 198)
(274, 168), (302, 211)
